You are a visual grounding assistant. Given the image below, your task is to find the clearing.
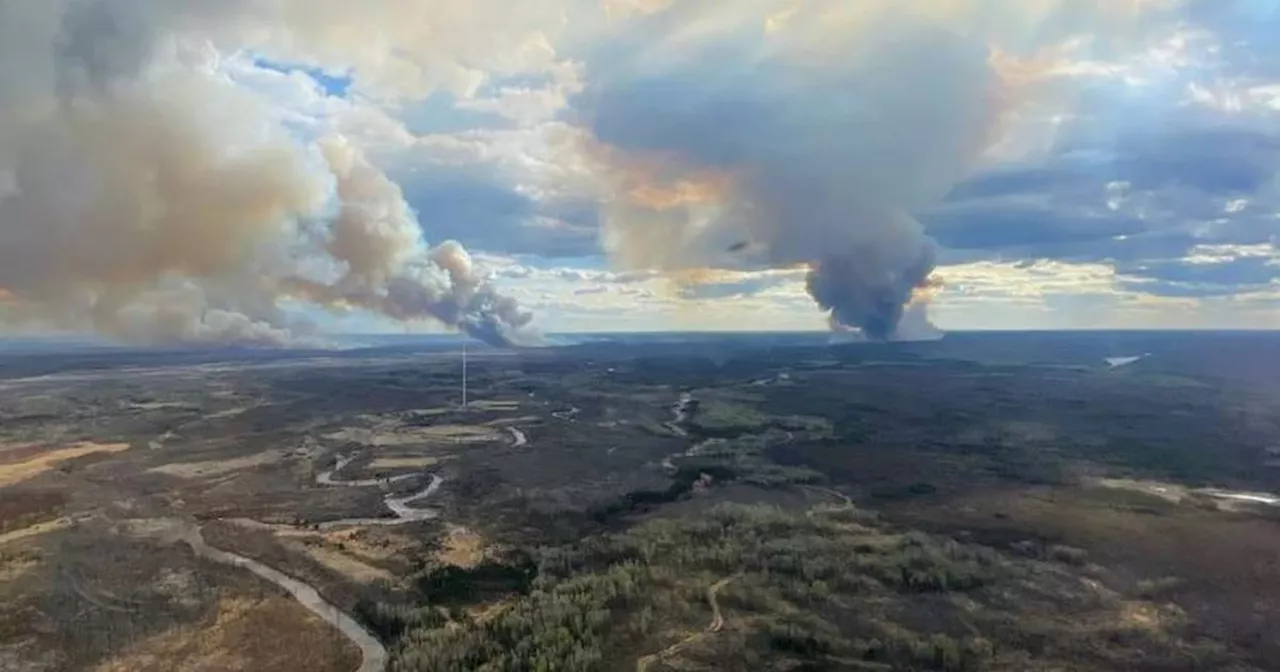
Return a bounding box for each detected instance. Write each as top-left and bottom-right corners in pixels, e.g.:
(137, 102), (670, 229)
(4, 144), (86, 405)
(0, 442), (130, 486)
(148, 450), (287, 479)
(369, 456), (439, 470)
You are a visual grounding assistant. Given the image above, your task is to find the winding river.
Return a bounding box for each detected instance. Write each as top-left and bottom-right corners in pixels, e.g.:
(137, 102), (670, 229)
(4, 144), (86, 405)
(182, 524), (389, 672)
(316, 475), (444, 529)
(317, 452), (418, 487)
(194, 456), (448, 671)
(187, 417), (533, 671)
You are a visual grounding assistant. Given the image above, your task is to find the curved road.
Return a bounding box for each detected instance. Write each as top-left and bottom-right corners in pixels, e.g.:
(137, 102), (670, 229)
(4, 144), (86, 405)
(635, 573), (740, 672)
(804, 485), (854, 514)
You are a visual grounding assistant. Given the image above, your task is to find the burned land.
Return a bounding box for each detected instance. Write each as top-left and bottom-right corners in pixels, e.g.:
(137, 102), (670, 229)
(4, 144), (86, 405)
(0, 331), (1278, 671)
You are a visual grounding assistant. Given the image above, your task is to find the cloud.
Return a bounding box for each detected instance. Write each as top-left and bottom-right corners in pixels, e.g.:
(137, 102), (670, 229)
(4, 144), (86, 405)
(925, 44), (1280, 297)
(573, 2), (1000, 338)
(0, 0), (542, 347)
(948, 123), (1280, 204)
(1115, 243), (1279, 297)
(253, 57), (353, 98)
(564, 0), (1191, 338)
(389, 165), (600, 259)
(675, 271), (807, 301)
(1183, 0), (1280, 81)
(1, 0), (1278, 342)
(400, 92), (515, 135)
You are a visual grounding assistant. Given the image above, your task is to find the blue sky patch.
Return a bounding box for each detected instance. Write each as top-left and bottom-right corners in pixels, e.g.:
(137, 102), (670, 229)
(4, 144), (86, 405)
(253, 56), (353, 98)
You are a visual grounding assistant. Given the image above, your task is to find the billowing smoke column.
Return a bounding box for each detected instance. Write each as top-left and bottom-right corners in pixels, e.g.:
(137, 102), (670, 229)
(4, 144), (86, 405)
(807, 246), (939, 342)
(287, 139), (537, 346)
(0, 0), (539, 347)
(580, 1), (1018, 340)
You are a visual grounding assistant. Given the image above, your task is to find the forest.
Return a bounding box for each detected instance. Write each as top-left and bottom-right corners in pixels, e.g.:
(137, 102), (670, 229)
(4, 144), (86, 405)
(367, 498), (1251, 671)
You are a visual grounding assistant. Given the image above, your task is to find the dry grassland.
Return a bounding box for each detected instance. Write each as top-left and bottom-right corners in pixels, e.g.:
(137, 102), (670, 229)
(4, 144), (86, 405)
(93, 595), (359, 672)
(0, 442), (130, 486)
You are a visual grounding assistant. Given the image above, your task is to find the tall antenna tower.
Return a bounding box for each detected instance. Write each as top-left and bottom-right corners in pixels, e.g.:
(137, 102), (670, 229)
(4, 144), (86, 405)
(461, 337), (468, 409)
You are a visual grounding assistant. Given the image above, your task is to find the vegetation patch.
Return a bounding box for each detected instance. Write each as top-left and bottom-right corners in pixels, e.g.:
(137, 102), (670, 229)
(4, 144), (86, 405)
(0, 442), (130, 486)
(93, 594), (360, 672)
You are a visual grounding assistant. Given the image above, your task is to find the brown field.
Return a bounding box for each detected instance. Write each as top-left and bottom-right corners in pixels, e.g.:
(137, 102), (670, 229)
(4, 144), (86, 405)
(93, 594), (359, 672)
(369, 456), (439, 470)
(0, 442), (130, 486)
(314, 527), (424, 566)
(324, 424), (503, 446)
(0, 490), (66, 534)
(437, 525), (487, 568)
(147, 450), (288, 479)
(467, 400), (521, 411)
(289, 540), (394, 585)
(0, 517), (74, 546)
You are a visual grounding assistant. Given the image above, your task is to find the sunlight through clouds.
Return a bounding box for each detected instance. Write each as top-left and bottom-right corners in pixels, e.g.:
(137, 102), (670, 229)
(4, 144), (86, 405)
(0, 0), (1277, 342)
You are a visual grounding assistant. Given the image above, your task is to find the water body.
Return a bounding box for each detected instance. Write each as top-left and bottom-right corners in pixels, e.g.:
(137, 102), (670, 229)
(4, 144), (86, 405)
(194, 453), (447, 670)
(318, 475), (444, 530)
(317, 453), (417, 487)
(182, 525), (388, 672)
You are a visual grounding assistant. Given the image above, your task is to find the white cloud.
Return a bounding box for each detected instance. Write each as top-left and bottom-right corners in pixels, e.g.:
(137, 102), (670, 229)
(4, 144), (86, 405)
(4, 0), (1280, 339)
(1184, 243), (1277, 264)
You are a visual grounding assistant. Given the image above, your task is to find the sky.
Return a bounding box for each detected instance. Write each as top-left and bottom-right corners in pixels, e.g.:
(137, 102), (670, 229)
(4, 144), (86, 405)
(2, 0), (1279, 342)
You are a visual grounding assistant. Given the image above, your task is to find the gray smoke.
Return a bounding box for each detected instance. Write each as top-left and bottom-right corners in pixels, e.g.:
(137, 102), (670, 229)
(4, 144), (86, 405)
(0, 0), (539, 347)
(807, 243), (938, 342)
(578, 1), (1109, 339)
(284, 139), (539, 346)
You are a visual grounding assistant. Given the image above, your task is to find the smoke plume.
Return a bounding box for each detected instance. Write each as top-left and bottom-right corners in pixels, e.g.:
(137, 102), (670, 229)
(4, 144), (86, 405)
(0, 0), (538, 347)
(287, 139), (537, 345)
(578, 1), (1133, 339)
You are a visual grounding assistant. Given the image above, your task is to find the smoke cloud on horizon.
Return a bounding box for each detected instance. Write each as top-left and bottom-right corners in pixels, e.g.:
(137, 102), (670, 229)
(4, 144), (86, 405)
(0, 1), (1182, 345)
(577, 0), (1168, 340)
(0, 0), (540, 347)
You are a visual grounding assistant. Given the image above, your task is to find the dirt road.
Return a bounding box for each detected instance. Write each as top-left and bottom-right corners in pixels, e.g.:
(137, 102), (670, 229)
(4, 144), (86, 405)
(634, 573), (740, 672)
